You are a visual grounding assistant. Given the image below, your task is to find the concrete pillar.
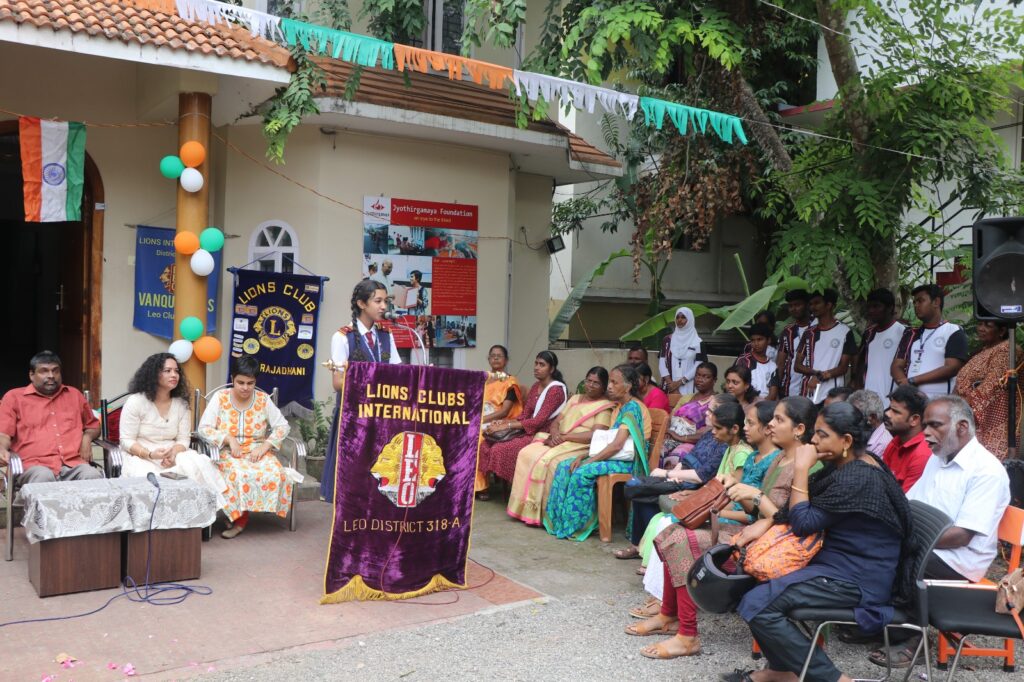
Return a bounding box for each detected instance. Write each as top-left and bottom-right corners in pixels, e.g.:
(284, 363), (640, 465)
(174, 92), (211, 402)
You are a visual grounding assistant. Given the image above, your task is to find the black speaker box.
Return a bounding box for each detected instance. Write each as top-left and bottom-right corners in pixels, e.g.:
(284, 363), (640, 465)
(973, 217), (1024, 322)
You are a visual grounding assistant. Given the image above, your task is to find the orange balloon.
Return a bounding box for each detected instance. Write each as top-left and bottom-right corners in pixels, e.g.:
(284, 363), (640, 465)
(174, 231), (200, 255)
(180, 141), (206, 168)
(193, 336), (222, 364)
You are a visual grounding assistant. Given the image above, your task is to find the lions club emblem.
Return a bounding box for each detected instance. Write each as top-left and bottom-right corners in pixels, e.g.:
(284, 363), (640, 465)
(254, 306), (296, 350)
(370, 432), (446, 508)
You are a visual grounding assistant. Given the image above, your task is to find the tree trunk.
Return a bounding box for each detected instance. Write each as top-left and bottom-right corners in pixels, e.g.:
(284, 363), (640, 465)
(815, 0), (872, 151)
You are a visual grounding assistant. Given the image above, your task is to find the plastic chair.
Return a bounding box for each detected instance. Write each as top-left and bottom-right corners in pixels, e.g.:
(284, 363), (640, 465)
(784, 500), (952, 682)
(192, 385), (305, 532)
(597, 408), (668, 543)
(935, 505), (1024, 672)
(928, 581), (1024, 680)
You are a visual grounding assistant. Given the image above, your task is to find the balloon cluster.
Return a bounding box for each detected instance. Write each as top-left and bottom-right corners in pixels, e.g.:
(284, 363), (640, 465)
(161, 141), (224, 364)
(168, 316), (222, 365)
(160, 141), (206, 192)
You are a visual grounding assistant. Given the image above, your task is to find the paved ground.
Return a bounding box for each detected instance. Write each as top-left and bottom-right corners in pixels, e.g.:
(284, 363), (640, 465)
(3, 494), (1016, 680)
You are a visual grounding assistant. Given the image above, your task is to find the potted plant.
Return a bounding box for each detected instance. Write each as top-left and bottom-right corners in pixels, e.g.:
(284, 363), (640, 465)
(298, 397), (332, 482)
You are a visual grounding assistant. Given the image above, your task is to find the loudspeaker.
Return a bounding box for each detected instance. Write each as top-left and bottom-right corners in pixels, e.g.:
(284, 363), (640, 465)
(973, 217), (1024, 322)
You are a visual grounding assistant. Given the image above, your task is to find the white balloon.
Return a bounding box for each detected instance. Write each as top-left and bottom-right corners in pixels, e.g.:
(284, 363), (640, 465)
(191, 249), (215, 277)
(168, 339), (193, 364)
(180, 167), (204, 193)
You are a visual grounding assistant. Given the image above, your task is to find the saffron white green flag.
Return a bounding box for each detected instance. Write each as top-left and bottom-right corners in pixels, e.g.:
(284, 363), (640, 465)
(19, 116), (87, 222)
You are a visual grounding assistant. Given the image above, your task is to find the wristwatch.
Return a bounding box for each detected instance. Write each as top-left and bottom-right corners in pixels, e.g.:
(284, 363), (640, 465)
(907, 377), (917, 387)
(751, 492), (763, 518)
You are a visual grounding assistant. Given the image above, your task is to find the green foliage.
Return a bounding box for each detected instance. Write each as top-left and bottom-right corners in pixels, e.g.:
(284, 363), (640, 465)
(359, 0), (426, 43)
(296, 397), (334, 455)
(262, 46), (327, 163)
(462, 0), (527, 52)
(620, 304), (713, 341)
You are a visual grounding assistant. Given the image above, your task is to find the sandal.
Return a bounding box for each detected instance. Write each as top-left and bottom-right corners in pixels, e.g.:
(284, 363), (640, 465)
(221, 525), (245, 539)
(639, 636), (700, 659)
(614, 546), (641, 560)
(628, 598), (661, 619)
(475, 491), (491, 501)
(624, 617), (678, 637)
(868, 644), (918, 669)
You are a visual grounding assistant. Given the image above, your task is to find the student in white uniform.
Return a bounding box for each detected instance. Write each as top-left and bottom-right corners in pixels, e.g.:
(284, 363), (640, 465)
(735, 322), (778, 399)
(659, 307), (706, 395)
(854, 288), (905, 407)
(775, 290), (814, 398)
(891, 284), (969, 399)
(320, 278), (402, 502)
(794, 289), (857, 402)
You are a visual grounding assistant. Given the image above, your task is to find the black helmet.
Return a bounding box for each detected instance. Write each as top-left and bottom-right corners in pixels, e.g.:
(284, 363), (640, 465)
(686, 543), (756, 614)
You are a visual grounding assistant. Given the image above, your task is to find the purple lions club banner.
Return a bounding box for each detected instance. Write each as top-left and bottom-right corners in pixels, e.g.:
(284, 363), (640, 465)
(228, 268), (325, 411)
(322, 362), (486, 603)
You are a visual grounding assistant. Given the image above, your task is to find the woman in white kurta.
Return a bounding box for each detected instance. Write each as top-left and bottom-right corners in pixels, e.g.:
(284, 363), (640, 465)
(198, 356), (292, 539)
(119, 354), (228, 507)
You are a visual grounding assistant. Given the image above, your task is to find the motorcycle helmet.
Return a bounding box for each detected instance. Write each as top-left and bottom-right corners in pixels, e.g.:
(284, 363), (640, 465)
(686, 543), (756, 613)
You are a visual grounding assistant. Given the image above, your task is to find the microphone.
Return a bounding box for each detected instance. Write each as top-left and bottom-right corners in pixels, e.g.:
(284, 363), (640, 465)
(146, 472), (161, 489)
(383, 313), (429, 365)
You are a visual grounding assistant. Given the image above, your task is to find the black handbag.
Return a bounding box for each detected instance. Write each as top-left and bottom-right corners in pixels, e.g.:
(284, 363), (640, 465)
(484, 427), (525, 443)
(623, 475), (690, 504)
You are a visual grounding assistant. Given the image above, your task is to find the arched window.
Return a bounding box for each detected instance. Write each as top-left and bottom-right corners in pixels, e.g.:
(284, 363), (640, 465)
(248, 221), (299, 273)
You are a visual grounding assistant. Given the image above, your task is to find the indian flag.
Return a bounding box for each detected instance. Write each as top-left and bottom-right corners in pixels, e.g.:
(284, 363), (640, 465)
(19, 117), (87, 222)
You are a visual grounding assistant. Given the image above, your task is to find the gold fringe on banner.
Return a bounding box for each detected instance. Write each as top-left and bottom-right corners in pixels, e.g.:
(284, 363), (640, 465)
(320, 573), (465, 604)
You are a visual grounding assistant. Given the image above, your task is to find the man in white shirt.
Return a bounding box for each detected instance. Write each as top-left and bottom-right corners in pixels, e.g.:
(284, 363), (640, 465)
(378, 259), (395, 309)
(775, 289), (814, 398)
(907, 395), (1010, 581)
(854, 288), (905, 407)
(871, 394), (1010, 670)
(794, 289), (857, 401)
(891, 284), (969, 398)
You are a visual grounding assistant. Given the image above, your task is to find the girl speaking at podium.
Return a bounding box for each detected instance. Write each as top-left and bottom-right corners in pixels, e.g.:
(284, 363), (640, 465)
(320, 278), (402, 502)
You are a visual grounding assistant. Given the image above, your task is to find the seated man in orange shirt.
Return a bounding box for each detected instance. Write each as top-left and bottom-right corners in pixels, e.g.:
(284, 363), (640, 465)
(0, 351), (101, 484)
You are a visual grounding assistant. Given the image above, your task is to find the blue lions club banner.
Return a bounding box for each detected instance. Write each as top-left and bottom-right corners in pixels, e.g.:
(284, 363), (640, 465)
(228, 268), (325, 411)
(322, 362), (486, 603)
(133, 226), (220, 338)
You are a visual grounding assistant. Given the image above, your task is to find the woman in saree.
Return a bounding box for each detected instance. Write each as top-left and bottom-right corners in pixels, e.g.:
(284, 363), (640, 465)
(955, 319), (1022, 459)
(507, 367), (615, 525)
(474, 345), (523, 495)
(544, 364), (652, 541)
(478, 351), (567, 499)
(197, 356), (293, 539)
(661, 362), (718, 467)
(626, 397), (810, 659)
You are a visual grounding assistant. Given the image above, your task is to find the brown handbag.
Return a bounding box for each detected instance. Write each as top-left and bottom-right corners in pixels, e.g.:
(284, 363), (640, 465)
(996, 568), (1024, 638)
(671, 477), (730, 530)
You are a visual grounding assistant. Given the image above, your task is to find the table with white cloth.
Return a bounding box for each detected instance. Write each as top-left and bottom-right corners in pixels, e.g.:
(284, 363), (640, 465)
(16, 477), (216, 596)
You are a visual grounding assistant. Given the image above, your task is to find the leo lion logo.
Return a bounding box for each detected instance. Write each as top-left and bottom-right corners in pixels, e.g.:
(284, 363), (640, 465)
(253, 306), (296, 350)
(370, 432), (446, 508)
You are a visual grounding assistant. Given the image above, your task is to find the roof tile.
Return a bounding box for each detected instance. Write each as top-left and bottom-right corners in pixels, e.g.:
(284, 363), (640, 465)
(0, 0), (292, 70)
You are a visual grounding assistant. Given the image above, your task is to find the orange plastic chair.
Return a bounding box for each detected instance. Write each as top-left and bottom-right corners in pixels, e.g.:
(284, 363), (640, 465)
(597, 408), (668, 542)
(936, 505), (1024, 672)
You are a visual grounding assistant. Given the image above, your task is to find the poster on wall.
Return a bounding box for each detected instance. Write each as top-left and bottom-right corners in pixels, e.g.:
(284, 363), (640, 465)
(133, 225), (220, 339)
(362, 196), (478, 351)
(228, 268), (325, 412)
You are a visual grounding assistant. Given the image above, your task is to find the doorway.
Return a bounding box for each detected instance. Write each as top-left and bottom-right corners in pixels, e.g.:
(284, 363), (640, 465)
(0, 122), (103, 402)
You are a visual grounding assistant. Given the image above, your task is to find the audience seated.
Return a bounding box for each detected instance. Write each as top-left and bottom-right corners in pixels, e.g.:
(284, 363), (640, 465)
(478, 351), (568, 499)
(0, 351), (101, 484)
(197, 356), (293, 539)
(475, 345), (523, 495)
(120, 353), (227, 506)
(636, 362), (670, 412)
(869, 394), (1012, 669)
(724, 365), (761, 410)
(848, 389), (892, 457)
(543, 364), (651, 541)
(626, 400), (793, 660)
(879, 384), (931, 492)
(507, 367), (614, 526)
(661, 362), (717, 466)
(731, 402), (912, 682)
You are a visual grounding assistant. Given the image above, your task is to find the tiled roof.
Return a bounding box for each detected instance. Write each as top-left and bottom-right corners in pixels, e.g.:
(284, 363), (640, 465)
(316, 57), (622, 170)
(0, 0), (292, 69)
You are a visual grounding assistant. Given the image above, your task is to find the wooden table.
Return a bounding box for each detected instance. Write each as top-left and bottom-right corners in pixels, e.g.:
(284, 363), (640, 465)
(124, 528), (202, 585)
(29, 533), (121, 597)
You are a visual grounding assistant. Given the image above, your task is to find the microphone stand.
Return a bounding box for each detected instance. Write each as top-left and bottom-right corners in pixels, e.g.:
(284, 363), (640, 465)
(387, 315), (429, 366)
(1010, 323), (1018, 459)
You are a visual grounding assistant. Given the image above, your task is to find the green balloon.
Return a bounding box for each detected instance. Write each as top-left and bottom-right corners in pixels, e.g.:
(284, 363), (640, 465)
(199, 227), (225, 252)
(160, 155), (185, 180)
(180, 316), (204, 341)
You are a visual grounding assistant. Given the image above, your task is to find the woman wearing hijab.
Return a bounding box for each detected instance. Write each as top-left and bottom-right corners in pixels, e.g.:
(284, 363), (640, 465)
(659, 307), (706, 396)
